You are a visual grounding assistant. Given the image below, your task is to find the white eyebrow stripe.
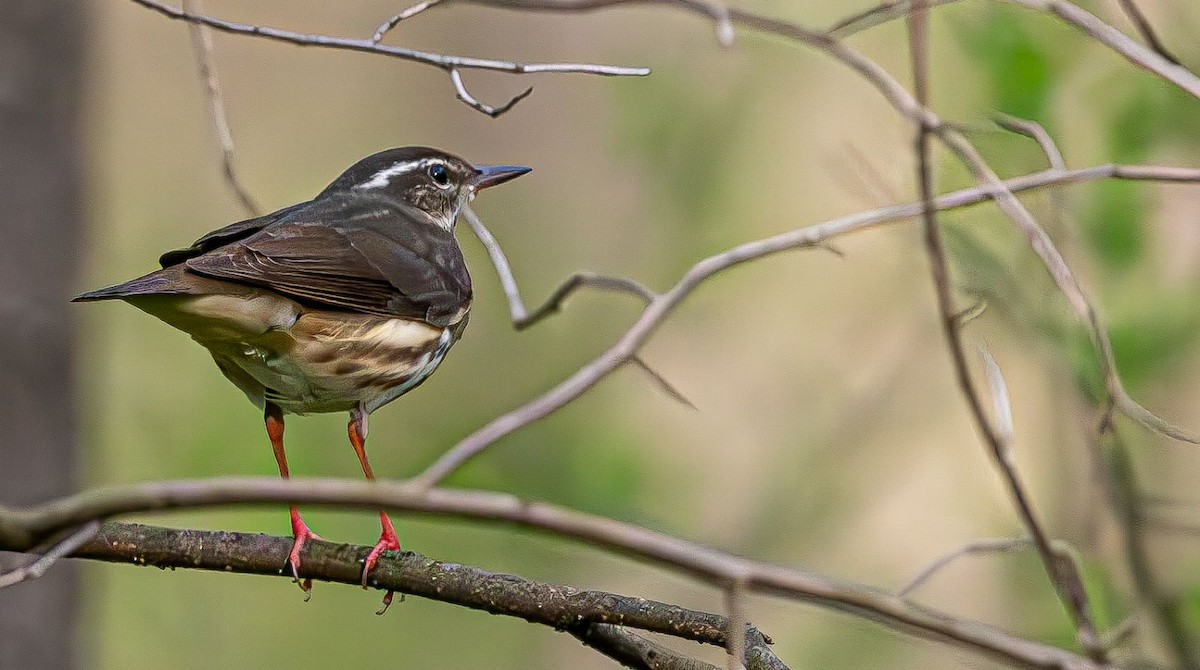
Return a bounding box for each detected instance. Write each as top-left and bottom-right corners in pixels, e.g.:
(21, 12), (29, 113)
(355, 158), (438, 189)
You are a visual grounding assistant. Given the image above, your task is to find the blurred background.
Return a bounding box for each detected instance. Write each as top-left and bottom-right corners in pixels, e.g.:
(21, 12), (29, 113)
(4, 0), (1200, 667)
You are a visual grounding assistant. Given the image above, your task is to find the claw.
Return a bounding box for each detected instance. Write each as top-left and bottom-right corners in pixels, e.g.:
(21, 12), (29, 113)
(361, 514), (401, 613)
(286, 508), (321, 597)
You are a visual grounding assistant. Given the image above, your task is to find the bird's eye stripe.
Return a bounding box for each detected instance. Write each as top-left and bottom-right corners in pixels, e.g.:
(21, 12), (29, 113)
(355, 159), (426, 189)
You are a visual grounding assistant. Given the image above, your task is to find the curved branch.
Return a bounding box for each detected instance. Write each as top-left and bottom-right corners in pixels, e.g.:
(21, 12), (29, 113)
(1, 478), (1113, 670)
(460, 207), (659, 330)
(449, 69), (533, 117)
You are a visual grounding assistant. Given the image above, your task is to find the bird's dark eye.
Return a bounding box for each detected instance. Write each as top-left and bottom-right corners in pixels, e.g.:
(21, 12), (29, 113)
(427, 164), (450, 187)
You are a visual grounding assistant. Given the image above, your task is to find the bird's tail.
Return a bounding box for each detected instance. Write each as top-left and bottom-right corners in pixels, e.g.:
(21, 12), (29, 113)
(72, 267), (191, 302)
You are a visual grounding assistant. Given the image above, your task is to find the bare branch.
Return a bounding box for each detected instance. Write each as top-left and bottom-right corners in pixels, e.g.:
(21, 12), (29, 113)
(462, 205), (688, 406)
(460, 206), (658, 330)
(0, 521), (99, 589)
(630, 355), (696, 409)
(907, 4), (1104, 658)
(415, 162), (1200, 490)
(1113, 0), (1181, 65)
(518, 272), (659, 330)
(0, 478), (1113, 670)
(993, 114), (1066, 172)
(813, 2), (1200, 449)
(899, 537), (1034, 597)
(449, 68), (534, 117)
(826, 0), (1190, 87)
(183, 0), (262, 216)
(13, 521), (781, 669)
(993, 113), (1068, 229)
(129, 0), (650, 77)
(371, 0), (446, 44)
(827, 0), (963, 36)
(947, 138), (1197, 446)
(823, 0), (1200, 98)
(387, 0), (1199, 446)
(1097, 426), (1200, 666)
(1098, 615), (1139, 652)
(1001, 0), (1199, 99)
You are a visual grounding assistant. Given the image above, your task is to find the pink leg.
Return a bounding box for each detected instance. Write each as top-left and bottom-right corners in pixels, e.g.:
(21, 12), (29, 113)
(266, 402), (320, 596)
(348, 407), (401, 613)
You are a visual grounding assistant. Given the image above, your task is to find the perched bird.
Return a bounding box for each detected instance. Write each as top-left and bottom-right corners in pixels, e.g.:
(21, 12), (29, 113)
(75, 146), (530, 609)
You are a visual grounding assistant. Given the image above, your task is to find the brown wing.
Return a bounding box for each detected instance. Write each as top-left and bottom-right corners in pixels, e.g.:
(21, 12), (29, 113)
(183, 199), (471, 326)
(158, 201), (310, 268)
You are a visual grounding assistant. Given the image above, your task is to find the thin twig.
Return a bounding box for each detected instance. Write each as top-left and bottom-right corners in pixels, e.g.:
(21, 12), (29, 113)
(462, 206), (688, 406)
(907, 4), (1104, 659)
(817, 1), (1200, 448)
(1113, 0), (1181, 65)
(821, 0), (1200, 97)
(938, 131), (1198, 447)
(899, 537), (1034, 597)
(0, 521), (99, 589)
(415, 162), (1200, 490)
(827, 0), (963, 36)
(1098, 615), (1139, 652)
(457, 0), (1199, 445)
(0, 479), (1113, 670)
(1001, 0), (1199, 99)
(993, 114), (1066, 172)
(461, 206), (660, 330)
(1096, 426), (1200, 667)
(630, 355), (696, 409)
(828, 0), (1184, 76)
(371, 0), (446, 44)
(129, 0), (650, 77)
(183, 0), (262, 216)
(992, 113), (1068, 230)
(449, 68), (534, 117)
(517, 273), (659, 330)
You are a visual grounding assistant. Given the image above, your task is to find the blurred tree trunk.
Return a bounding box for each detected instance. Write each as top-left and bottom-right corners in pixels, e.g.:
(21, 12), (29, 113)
(0, 1), (86, 668)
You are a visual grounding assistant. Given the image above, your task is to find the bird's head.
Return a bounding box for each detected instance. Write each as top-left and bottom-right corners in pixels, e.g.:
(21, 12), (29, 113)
(324, 146), (530, 230)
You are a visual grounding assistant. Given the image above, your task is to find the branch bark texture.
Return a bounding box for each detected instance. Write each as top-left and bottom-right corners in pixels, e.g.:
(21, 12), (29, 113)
(7, 521), (784, 670)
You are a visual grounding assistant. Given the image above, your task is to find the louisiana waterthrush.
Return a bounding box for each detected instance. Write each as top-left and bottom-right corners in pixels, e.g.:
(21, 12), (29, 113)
(76, 147), (530, 608)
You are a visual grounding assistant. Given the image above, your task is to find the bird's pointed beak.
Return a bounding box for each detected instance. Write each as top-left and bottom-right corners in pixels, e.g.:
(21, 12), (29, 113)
(471, 164), (531, 190)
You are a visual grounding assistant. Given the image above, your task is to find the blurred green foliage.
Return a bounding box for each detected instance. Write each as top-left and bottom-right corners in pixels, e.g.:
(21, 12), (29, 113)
(956, 8), (1064, 120)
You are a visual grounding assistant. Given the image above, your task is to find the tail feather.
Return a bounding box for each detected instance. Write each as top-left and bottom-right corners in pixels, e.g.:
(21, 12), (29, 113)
(73, 267), (192, 302)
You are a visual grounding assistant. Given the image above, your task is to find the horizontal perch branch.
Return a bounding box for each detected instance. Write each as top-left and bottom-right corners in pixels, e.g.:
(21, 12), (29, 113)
(12, 522), (784, 670)
(0, 477), (1115, 670)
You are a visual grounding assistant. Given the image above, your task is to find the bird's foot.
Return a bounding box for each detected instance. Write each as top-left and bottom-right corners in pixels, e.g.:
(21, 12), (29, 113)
(287, 512), (322, 598)
(362, 518), (402, 614)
